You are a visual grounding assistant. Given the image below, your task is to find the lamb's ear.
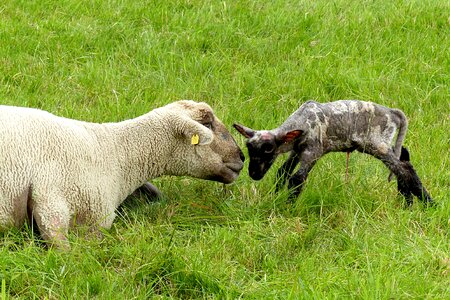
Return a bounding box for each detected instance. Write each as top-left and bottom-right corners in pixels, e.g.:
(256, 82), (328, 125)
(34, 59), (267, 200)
(178, 115), (213, 145)
(278, 129), (303, 143)
(233, 123), (256, 139)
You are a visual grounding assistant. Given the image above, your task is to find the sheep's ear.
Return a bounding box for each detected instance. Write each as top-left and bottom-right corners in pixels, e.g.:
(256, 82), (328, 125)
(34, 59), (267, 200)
(233, 123), (256, 139)
(181, 117), (213, 146)
(278, 130), (302, 143)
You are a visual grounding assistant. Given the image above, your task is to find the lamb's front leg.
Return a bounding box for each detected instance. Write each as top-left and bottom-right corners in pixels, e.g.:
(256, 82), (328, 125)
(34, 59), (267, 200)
(275, 151), (300, 192)
(287, 149), (321, 201)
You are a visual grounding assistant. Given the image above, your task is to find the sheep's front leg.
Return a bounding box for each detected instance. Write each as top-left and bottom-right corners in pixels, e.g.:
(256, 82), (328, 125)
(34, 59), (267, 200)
(287, 149), (321, 201)
(275, 151), (300, 192)
(32, 196), (71, 250)
(86, 208), (117, 242)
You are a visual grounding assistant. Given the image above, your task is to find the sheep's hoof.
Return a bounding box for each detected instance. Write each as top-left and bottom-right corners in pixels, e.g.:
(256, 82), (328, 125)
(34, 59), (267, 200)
(48, 239), (71, 251)
(135, 182), (163, 201)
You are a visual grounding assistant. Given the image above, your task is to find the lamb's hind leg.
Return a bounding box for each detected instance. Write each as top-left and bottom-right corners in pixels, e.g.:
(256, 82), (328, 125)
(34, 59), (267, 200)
(375, 147), (433, 206)
(398, 147), (433, 205)
(275, 151), (300, 192)
(31, 194), (71, 249)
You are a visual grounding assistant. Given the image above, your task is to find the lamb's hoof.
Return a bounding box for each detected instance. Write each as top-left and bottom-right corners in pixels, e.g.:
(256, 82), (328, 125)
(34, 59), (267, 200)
(286, 191), (299, 204)
(418, 188), (434, 207)
(422, 196), (435, 207)
(401, 194), (414, 208)
(387, 173), (395, 182)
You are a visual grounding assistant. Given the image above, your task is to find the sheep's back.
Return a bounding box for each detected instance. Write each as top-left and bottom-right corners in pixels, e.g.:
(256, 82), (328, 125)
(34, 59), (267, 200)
(0, 106), (117, 207)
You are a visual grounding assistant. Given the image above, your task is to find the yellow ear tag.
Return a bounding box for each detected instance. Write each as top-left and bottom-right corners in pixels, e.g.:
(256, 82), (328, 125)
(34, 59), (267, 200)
(191, 134), (199, 145)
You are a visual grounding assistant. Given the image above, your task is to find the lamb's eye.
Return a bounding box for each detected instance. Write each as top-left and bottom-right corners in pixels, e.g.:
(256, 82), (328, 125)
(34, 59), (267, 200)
(262, 143), (275, 154)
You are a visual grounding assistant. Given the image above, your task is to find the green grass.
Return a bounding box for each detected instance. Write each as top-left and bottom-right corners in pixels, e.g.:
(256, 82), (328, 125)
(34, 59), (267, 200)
(0, 0), (449, 298)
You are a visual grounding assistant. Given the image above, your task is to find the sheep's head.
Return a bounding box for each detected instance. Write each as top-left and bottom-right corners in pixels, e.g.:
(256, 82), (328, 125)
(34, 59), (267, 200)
(233, 123), (302, 180)
(164, 100), (244, 184)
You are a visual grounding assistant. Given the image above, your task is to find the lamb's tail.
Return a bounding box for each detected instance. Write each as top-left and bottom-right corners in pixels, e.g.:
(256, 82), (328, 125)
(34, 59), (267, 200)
(399, 146), (410, 162)
(388, 109), (408, 182)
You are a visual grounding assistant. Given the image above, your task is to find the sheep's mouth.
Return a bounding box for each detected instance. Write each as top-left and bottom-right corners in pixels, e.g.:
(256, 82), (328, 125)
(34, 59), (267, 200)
(222, 162), (244, 183)
(225, 162), (244, 174)
(208, 162), (243, 184)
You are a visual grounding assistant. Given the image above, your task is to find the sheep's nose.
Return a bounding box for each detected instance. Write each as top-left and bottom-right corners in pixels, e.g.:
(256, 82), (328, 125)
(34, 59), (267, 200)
(239, 149), (245, 162)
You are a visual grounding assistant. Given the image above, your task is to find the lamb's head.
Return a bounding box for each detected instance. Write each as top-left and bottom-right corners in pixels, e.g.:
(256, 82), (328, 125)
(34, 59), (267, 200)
(233, 123), (302, 180)
(163, 100), (244, 184)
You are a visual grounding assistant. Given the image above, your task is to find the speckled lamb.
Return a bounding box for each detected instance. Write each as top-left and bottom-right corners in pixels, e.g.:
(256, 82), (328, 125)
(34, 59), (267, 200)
(234, 100), (433, 205)
(0, 100), (244, 248)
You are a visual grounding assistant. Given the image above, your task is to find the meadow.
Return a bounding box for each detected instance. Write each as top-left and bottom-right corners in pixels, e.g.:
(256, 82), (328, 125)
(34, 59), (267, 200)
(0, 0), (449, 298)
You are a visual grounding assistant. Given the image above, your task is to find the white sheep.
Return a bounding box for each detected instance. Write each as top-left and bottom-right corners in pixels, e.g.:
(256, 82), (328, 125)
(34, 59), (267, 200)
(0, 100), (244, 248)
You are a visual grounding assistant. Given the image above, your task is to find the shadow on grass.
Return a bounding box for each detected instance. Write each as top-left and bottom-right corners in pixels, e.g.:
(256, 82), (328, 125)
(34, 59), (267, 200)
(134, 250), (239, 298)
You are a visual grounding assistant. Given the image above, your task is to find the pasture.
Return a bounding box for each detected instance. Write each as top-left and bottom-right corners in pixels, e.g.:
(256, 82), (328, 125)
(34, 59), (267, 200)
(0, 0), (449, 298)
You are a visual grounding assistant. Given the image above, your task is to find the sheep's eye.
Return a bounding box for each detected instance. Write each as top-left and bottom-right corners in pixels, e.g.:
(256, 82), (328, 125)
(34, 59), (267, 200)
(203, 122), (213, 130)
(261, 143), (275, 154)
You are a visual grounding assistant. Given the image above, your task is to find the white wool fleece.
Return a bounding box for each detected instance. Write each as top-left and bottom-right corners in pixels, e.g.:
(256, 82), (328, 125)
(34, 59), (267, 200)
(0, 100), (243, 248)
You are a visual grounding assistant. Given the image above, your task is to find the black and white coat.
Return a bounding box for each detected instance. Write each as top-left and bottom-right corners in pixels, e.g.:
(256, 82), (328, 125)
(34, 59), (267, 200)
(234, 100), (433, 205)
